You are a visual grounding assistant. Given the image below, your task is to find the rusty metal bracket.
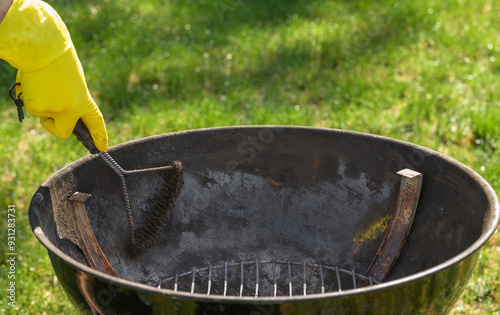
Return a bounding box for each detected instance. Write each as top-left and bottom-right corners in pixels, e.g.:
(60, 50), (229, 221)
(69, 192), (117, 277)
(358, 169), (423, 287)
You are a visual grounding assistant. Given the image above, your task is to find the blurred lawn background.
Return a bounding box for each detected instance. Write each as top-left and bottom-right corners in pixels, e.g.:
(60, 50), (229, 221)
(0, 0), (499, 313)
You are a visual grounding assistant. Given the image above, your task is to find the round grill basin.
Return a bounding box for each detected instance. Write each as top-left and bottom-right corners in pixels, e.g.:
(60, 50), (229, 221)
(29, 126), (499, 314)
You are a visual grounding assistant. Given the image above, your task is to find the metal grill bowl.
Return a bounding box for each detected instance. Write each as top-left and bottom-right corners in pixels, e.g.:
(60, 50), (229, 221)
(29, 126), (499, 314)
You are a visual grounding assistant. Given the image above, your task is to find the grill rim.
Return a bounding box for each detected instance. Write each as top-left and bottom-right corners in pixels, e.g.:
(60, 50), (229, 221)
(30, 126), (500, 303)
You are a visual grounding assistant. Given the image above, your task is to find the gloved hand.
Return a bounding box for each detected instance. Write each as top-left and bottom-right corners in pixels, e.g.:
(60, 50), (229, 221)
(0, 0), (108, 151)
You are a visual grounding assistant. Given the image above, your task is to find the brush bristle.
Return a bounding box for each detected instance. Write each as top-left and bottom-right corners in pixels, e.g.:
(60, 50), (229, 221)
(130, 161), (183, 255)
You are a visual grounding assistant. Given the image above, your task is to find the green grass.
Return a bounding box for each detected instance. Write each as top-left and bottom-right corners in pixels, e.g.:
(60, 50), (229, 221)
(0, 0), (499, 313)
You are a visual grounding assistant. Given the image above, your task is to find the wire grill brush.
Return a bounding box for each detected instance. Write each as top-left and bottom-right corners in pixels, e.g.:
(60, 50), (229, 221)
(130, 161), (183, 255)
(73, 119), (184, 255)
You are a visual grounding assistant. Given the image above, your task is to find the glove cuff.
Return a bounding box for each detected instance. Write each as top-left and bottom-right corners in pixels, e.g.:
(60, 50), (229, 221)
(0, 0), (72, 72)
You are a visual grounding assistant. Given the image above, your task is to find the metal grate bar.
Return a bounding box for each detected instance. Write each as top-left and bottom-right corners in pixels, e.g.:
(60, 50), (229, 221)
(207, 265), (212, 295)
(351, 269), (356, 288)
(224, 262), (228, 297)
(319, 264), (325, 294)
(303, 261), (307, 296)
(255, 259), (259, 297)
(156, 260), (380, 297)
(335, 266), (342, 291)
(174, 273), (178, 292)
(272, 260), (277, 297)
(240, 261), (244, 297)
(191, 268), (196, 294)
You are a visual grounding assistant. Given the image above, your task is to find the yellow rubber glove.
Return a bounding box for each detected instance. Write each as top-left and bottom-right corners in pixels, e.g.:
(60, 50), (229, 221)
(0, 0), (108, 151)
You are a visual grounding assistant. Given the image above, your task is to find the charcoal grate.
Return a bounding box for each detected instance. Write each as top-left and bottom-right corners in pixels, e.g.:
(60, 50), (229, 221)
(153, 260), (380, 297)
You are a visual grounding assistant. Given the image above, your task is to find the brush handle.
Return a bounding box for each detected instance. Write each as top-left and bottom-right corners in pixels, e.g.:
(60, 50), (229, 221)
(73, 118), (100, 154)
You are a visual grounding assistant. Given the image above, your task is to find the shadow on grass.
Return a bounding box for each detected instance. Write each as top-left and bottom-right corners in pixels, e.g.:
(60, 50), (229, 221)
(0, 60), (18, 105)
